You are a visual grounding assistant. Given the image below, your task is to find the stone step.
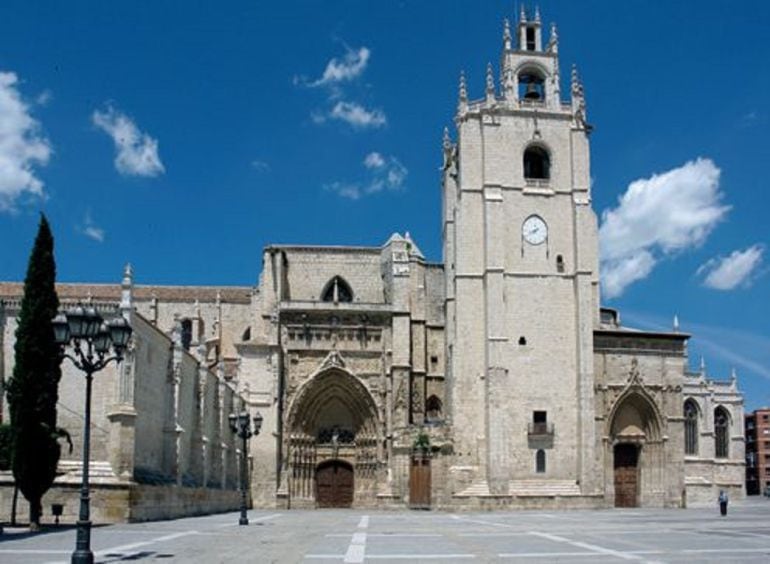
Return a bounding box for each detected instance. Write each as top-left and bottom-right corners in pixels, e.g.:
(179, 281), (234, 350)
(58, 460), (116, 479)
(510, 480), (581, 496)
(454, 480), (490, 497)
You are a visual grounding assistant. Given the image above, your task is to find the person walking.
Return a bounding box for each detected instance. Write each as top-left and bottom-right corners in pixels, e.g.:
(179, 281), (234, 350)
(718, 490), (728, 516)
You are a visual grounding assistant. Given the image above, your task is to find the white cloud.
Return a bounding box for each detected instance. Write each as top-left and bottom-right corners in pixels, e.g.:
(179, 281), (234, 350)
(329, 101), (386, 129)
(0, 71), (52, 212)
(78, 211), (105, 242)
(697, 244), (764, 290)
(301, 47), (370, 88)
(251, 159), (270, 172)
(363, 151), (385, 169)
(92, 105), (165, 177)
(326, 153), (407, 200)
(601, 251), (656, 300)
(599, 158), (729, 298)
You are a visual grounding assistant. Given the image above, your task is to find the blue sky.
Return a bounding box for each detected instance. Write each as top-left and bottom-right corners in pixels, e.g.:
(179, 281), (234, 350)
(1, 1), (768, 409)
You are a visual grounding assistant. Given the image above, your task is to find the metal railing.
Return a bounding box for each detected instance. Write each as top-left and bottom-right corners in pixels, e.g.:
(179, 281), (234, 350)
(527, 422), (554, 436)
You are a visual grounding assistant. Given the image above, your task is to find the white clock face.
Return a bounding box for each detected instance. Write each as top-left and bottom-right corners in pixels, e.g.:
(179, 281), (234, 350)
(522, 215), (548, 245)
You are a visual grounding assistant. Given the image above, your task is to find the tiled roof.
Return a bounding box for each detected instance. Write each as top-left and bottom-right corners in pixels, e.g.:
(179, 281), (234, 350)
(0, 282), (253, 304)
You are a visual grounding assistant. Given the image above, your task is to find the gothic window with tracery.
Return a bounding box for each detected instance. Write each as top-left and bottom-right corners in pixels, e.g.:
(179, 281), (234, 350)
(425, 395), (443, 422)
(536, 449), (546, 473)
(322, 276), (353, 303)
(715, 407), (730, 459)
(684, 399), (699, 455)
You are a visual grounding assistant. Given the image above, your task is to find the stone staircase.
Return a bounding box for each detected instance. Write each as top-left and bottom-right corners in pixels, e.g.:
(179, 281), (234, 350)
(509, 479), (581, 497)
(455, 479), (581, 497)
(56, 461), (126, 485)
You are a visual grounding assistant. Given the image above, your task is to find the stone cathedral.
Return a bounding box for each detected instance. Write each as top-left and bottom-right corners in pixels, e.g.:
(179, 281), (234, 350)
(0, 9), (745, 521)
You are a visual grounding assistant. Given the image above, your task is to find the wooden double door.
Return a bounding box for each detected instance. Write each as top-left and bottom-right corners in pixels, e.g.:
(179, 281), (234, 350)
(614, 443), (639, 508)
(315, 460), (354, 508)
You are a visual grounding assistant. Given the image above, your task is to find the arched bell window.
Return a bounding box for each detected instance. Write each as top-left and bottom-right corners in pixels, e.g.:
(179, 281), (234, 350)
(523, 145), (550, 180)
(684, 399), (699, 455)
(714, 406), (730, 459)
(518, 71), (545, 102)
(321, 276), (353, 303)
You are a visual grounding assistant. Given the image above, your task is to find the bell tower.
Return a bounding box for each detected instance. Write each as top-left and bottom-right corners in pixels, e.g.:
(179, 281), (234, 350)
(443, 7), (600, 496)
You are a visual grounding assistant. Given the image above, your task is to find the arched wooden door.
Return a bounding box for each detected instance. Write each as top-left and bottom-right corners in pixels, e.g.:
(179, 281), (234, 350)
(315, 460), (354, 508)
(614, 443), (639, 508)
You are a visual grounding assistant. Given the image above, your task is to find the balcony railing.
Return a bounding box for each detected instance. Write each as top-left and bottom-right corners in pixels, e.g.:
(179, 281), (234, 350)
(528, 422), (554, 436)
(524, 178), (551, 189)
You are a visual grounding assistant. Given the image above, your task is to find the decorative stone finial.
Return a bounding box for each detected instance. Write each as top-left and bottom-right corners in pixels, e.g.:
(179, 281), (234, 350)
(486, 62), (495, 97)
(535, 5), (541, 23)
(520, 4), (527, 23)
(503, 18), (512, 50)
(502, 55), (514, 99)
(458, 71), (468, 113)
(549, 22), (558, 52)
(673, 314), (679, 332)
(442, 126), (451, 150)
(120, 262), (134, 313)
(571, 64), (580, 94)
(731, 367), (737, 382)
(699, 356), (706, 376)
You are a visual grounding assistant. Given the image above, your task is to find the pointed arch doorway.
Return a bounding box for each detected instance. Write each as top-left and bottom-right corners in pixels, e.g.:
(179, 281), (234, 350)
(607, 390), (664, 508)
(285, 366), (380, 508)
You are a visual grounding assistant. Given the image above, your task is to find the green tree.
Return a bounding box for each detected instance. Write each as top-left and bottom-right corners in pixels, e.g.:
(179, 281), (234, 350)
(6, 214), (63, 529)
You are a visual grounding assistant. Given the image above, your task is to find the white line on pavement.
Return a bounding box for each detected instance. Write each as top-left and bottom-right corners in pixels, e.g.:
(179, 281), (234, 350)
(682, 548), (770, 553)
(215, 512), (282, 527)
(529, 531), (647, 561)
(326, 533), (442, 538)
(366, 555), (476, 560)
(499, 550), (664, 559)
(0, 549), (70, 555)
(95, 531), (198, 556)
(343, 515), (369, 563)
(43, 531), (199, 564)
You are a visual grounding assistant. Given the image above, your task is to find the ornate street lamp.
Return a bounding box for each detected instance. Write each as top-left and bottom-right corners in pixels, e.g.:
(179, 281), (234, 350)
(229, 410), (263, 525)
(53, 305), (132, 564)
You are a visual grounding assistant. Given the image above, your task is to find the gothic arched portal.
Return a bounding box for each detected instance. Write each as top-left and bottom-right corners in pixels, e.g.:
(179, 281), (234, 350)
(607, 391), (665, 508)
(285, 368), (380, 507)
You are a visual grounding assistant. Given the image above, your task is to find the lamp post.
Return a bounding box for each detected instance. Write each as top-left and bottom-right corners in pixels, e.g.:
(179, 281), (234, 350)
(52, 305), (132, 564)
(229, 410), (263, 525)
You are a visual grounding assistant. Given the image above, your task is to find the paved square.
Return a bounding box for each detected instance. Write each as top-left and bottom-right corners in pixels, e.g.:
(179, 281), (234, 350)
(1, 499), (769, 563)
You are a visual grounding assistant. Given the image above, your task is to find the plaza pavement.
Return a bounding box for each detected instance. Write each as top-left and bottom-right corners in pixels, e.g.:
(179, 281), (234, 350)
(1, 497), (769, 563)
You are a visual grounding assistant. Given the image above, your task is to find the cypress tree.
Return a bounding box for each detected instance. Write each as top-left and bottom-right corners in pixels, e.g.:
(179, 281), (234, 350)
(6, 214), (63, 529)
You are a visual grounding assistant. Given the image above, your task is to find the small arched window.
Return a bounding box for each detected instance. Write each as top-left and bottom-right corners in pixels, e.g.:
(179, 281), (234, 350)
(714, 407), (730, 459)
(684, 399), (699, 455)
(523, 146), (550, 180)
(321, 276), (353, 303)
(536, 449), (546, 473)
(425, 395), (443, 423)
(242, 327), (251, 342)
